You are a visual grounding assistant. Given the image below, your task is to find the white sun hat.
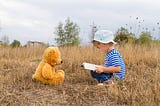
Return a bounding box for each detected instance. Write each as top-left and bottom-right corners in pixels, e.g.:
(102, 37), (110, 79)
(93, 30), (116, 44)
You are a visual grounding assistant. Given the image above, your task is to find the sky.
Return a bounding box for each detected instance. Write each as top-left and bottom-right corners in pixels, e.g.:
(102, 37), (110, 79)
(0, 0), (160, 45)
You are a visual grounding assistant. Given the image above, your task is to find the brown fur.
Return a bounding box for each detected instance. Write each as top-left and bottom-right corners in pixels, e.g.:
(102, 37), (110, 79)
(32, 47), (65, 85)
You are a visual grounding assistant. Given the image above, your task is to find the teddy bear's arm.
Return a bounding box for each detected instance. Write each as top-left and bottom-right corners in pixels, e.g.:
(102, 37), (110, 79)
(42, 63), (55, 80)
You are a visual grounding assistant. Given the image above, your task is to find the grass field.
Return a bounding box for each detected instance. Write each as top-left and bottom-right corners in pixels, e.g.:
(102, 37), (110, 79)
(0, 44), (160, 106)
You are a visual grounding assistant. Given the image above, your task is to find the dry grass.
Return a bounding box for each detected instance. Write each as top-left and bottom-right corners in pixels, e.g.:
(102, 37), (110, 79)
(0, 44), (160, 106)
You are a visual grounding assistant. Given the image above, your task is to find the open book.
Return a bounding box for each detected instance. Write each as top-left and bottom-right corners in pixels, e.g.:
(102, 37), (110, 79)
(81, 62), (101, 71)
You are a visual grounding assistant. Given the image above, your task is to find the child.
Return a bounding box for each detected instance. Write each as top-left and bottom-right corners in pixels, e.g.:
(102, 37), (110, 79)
(91, 30), (125, 85)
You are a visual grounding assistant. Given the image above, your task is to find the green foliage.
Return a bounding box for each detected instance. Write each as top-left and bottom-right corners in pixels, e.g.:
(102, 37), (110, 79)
(114, 27), (136, 44)
(10, 40), (21, 47)
(54, 18), (80, 46)
(138, 32), (152, 45)
(55, 22), (65, 45)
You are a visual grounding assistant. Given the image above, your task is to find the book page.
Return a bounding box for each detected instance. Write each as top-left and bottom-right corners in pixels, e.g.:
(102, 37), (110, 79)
(82, 62), (100, 70)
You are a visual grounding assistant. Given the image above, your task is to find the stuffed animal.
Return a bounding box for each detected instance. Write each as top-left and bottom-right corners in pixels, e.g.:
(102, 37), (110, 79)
(32, 47), (65, 85)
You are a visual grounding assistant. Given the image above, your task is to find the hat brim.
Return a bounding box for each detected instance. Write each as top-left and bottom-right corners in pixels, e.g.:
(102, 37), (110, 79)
(92, 39), (117, 44)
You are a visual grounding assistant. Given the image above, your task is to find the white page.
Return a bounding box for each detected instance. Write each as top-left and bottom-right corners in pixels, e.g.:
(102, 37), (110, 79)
(82, 62), (100, 70)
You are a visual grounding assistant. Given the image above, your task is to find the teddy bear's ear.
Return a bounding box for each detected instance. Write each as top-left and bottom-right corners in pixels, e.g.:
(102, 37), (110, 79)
(43, 46), (61, 64)
(43, 47), (54, 58)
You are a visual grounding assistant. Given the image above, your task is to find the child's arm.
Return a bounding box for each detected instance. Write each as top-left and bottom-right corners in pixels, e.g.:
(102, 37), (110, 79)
(95, 66), (120, 73)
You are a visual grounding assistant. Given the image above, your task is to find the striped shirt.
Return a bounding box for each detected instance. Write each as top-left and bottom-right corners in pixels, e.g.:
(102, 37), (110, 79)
(105, 49), (125, 79)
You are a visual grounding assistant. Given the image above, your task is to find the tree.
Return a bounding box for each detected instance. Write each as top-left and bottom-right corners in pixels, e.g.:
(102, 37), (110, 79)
(138, 32), (152, 45)
(54, 18), (80, 46)
(1, 35), (9, 46)
(114, 27), (136, 44)
(10, 40), (21, 47)
(90, 22), (98, 41)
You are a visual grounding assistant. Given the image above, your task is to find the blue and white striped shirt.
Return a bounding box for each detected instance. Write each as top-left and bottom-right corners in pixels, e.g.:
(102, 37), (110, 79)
(105, 49), (125, 79)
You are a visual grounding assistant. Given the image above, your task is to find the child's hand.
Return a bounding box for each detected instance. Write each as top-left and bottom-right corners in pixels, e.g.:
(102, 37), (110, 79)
(95, 66), (104, 73)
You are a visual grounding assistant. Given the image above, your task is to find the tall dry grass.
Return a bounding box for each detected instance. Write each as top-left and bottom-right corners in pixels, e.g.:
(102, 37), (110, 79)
(0, 44), (159, 106)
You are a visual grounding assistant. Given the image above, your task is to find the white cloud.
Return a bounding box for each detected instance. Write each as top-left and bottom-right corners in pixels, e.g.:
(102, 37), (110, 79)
(0, 0), (160, 45)
(0, 0), (52, 27)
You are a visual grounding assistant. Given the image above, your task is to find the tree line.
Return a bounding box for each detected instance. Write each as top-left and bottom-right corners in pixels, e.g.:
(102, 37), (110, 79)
(0, 17), (160, 47)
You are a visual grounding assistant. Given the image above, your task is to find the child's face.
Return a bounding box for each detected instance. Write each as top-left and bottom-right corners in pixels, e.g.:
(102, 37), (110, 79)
(93, 41), (110, 53)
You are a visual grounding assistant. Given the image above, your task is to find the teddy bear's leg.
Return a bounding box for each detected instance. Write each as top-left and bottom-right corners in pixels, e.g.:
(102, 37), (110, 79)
(49, 70), (65, 85)
(32, 71), (41, 81)
(32, 74), (36, 81)
(32, 73), (50, 84)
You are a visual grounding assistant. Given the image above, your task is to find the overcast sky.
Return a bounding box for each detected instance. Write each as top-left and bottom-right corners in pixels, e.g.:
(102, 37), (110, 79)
(0, 0), (160, 45)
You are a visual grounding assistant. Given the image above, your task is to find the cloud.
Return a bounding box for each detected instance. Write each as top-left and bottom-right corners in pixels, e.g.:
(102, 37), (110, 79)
(0, 0), (54, 45)
(0, 0), (51, 27)
(0, 0), (160, 45)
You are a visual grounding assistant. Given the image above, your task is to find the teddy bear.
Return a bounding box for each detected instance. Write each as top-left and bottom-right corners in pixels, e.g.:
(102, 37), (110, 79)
(32, 47), (65, 85)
